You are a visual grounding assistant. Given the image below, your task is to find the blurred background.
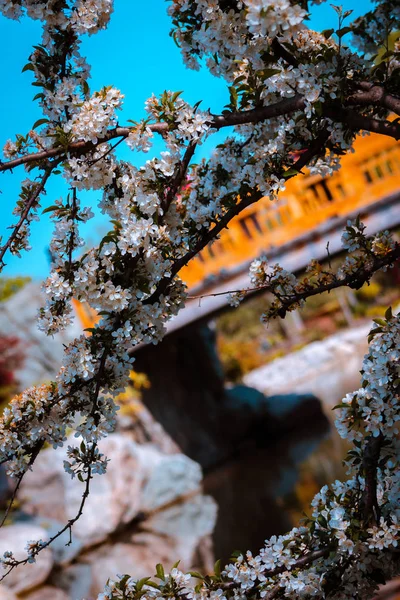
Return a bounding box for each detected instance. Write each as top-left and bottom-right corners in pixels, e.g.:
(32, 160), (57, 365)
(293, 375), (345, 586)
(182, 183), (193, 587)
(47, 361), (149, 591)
(0, 2), (400, 599)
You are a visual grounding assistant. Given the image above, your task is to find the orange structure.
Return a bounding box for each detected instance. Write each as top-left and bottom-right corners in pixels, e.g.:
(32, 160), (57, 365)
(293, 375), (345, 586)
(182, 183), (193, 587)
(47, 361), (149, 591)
(180, 133), (400, 290)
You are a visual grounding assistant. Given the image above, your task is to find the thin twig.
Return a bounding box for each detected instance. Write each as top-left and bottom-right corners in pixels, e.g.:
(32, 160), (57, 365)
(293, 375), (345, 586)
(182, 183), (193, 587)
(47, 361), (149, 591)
(162, 141), (197, 213)
(0, 163), (56, 269)
(0, 461), (93, 581)
(0, 473), (24, 528)
(187, 244), (400, 312)
(87, 137), (125, 167)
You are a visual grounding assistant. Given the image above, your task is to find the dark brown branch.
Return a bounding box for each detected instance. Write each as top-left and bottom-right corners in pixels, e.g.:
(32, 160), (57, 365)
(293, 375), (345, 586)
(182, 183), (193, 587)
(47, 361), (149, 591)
(0, 123), (168, 173)
(325, 106), (400, 140)
(0, 97), (306, 174)
(144, 191), (263, 307)
(2, 94), (400, 176)
(361, 434), (383, 525)
(291, 128), (331, 173)
(143, 126), (357, 308)
(347, 83), (400, 116)
(221, 548), (330, 595)
(188, 245), (400, 314)
(162, 141), (197, 213)
(271, 38), (299, 67)
(0, 163), (56, 269)
(211, 94), (306, 128)
(0, 473), (24, 528)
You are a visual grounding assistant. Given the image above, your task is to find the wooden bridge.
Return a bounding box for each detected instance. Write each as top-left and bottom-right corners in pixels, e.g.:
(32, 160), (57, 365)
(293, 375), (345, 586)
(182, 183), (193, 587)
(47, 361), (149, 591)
(75, 131), (400, 334)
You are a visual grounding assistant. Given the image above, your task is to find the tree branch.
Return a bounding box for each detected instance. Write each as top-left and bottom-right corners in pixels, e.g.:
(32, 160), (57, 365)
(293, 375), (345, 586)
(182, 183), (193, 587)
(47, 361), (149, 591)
(162, 140), (197, 213)
(188, 245), (400, 316)
(347, 83), (400, 116)
(0, 163), (56, 269)
(325, 106), (400, 139)
(1, 93), (400, 177)
(361, 434), (383, 525)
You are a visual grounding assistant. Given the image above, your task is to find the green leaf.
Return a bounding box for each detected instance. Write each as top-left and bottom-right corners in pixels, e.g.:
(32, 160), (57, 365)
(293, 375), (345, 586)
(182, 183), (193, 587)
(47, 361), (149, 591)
(171, 91), (183, 103)
(119, 575), (130, 588)
(330, 4), (343, 16)
(314, 101), (323, 116)
(336, 26), (352, 38)
(145, 581), (160, 590)
(373, 318), (386, 327)
(137, 577), (151, 591)
(322, 29), (335, 39)
(42, 205), (60, 215)
(260, 68), (281, 79)
(214, 559), (222, 578)
(317, 514), (327, 528)
(385, 306), (393, 320)
(283, 168), (300, 179)
(22, 63), (34, 73)
(188, 572), (204, 580)
(32, 118), (49, 130)
(155, 564), (165, 580)
(368, 327), (383, 342)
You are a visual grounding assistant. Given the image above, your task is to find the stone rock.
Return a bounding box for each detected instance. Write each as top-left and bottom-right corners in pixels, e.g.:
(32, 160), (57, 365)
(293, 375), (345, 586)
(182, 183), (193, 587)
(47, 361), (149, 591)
(0, 524), (53, 594)
(0, 586), (17, 600)
(21, 586), (69, 600)
(244, 323), (371, 412)
(117, 400), (181, 456)
(0, 282), (82, 389)
(140, 453), (203, 512)
(87, 533), (189, 594)
(18, 458), (66, 523)
(146, 494), (217, 538)
(21, 433), (211, 549)
(21, 435), (145, 547)
(49, 563), (92, 600)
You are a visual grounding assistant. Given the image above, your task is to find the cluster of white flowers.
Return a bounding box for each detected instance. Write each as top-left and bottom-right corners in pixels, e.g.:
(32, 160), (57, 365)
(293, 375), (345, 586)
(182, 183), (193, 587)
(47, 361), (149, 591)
(70, 0), (114, 35)
(0, 0), (113, 33)
(352, 1), (400, 56)
(126, 125), (154, 153)
(64, 87), (123, 144)
(245, 0), (306, 39)
(335, 308), (400, 442)
(244, 221), (398, 322)
(0, 0), (399, 593)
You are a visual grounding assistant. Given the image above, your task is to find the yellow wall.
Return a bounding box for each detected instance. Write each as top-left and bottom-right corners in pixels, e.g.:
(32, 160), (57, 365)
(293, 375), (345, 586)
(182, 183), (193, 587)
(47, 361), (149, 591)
(180, 134), (400, 290)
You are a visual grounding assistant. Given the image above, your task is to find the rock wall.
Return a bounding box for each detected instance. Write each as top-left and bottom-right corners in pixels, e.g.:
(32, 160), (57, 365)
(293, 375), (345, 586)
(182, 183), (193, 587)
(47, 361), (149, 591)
(0, 283), (82, 389)
(0, 407), (217, 599)
(244, 323), (371, 413)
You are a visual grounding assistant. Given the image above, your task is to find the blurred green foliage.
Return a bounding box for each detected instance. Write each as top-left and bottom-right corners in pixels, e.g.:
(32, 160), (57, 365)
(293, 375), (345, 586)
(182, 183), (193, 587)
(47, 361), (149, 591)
(0, 276), (31, 302)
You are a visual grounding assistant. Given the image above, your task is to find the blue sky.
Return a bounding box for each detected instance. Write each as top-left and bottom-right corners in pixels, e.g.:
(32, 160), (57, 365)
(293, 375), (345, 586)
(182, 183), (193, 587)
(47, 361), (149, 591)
(0, 0), (372, 279)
